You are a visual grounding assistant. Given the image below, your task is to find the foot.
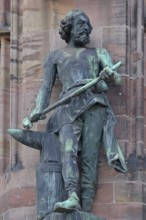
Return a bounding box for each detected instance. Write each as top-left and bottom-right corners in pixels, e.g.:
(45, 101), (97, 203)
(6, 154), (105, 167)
(81, 197), (93, 212)
(54, 193), (81, 213)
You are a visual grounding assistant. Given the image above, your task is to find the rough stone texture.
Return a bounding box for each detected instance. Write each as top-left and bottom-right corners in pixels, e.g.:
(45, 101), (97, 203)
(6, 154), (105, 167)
(0, 0), (145, 219)
(144, 0), (146, 160)
(44, 211), (106, 220)
(0, 38), (10, 175)
(92, 203), (145, 220)
(2, 207), (36, 220)
(0, 0), (10, 26)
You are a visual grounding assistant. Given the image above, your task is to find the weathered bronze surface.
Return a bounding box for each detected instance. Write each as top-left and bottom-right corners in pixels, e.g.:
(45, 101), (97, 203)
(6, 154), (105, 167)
(44, 211), (106, 220)
(8, 9), (127, 220)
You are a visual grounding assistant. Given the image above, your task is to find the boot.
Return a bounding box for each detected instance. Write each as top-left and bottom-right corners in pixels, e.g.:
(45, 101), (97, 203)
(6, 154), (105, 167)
(81, 197), (93, 212)
(54, 192), (81, 213)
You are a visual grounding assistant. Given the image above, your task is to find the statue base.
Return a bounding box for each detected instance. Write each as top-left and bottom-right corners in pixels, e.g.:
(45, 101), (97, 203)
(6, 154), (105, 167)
(43, 211), (106, 220)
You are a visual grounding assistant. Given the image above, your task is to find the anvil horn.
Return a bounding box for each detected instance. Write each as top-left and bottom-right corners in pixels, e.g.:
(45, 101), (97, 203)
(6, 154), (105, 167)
(7, 129), (43, 150)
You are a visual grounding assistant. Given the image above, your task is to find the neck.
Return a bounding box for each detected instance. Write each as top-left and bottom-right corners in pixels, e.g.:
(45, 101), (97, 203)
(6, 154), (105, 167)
(67, 39), (86, 48)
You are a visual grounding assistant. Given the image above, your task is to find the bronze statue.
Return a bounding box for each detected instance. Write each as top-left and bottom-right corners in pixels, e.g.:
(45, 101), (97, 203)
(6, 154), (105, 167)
(9, 10), (127, 216)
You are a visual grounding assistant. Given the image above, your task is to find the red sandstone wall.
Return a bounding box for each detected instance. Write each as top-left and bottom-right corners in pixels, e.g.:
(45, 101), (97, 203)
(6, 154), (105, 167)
(144, 30), (146, 153)
(144, 0), (146, 139)
(0, 0), (145, 219)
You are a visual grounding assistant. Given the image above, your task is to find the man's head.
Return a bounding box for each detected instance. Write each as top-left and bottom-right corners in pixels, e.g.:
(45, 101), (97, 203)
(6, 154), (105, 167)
(59, 10), (93, 46)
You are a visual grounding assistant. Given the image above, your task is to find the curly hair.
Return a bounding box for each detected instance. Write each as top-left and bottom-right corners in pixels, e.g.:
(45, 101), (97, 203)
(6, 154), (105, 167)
(59, 10), (93, 43)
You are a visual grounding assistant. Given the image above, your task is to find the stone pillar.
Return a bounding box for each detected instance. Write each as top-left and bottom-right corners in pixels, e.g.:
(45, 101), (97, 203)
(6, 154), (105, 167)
(144, 0), (146, 153)
(0, 38), (10, 173)
(0, 0), (6, 26)
(0, 0), (10, 26)
(10, 0), (21, 169)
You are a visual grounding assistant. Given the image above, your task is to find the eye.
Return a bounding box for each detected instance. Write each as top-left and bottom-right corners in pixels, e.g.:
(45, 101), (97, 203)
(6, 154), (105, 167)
(78, 21), (84, 26)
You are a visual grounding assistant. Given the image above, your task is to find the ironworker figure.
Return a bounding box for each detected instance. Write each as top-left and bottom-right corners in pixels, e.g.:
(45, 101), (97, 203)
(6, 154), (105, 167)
(23, 10), (127, 212)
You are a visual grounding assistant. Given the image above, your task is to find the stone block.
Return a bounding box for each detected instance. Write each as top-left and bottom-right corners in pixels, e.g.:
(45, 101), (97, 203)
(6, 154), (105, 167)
(77, 0), (112, 28)
(92, 203), (144, 220)
(127, 0), (137, 29)
(138, 170), (146, 183)
(44, 211), (106, 220)
(4, 0), (10, 12)
(0, 91), (10, 134)
(117, 140), (127, 159)
(115, 181), (143, 203)
(135, 77), (144, 116)
(49, 30), (66, 52)
(110, 0), (126, 25)
(115, 115), (128, 140)
(23, 0), (76, 33)
(98, 157), (127, 183)
(126, 171), (139, 182)
(3, 207), (36, 220)
(136, 117), (144, 142)
(0, 156), (9, 175)
(89, 28), (102, 48)
(126, 143), (137, 160)
(7, 187), (36, 209)
(23, 32), (44, 73)
(107, 77), (127, 116)
(102, 27), (126, 68)
(0, 193), (7, 213)
(98, 149), (121, 183)
(129, 117), (137, 144)
(144, 127), (146, 148)
(22, 30), (65, 78)
(127, 78), (137, 117)
(94, 183), (113, 204)
(144, 87), (146, 123)
(103, 27), (126, 46)
(0, 175), (6, 197)
(23, 3), (48, 33)
(48, 0), (76, 29)
(6, 168), (36, 190)
(143, 184), (146, 204)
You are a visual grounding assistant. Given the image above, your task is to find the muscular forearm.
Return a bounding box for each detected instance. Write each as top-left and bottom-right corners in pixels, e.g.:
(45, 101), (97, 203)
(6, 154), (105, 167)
(29, 84), (51, 122)
(112, 72), (122, 85)
(28, 52), (56, 123)
(97, 48), (122, 85)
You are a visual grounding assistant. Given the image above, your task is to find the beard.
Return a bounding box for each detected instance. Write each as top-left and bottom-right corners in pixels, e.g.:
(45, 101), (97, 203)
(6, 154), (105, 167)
(71, 31), (90, 46)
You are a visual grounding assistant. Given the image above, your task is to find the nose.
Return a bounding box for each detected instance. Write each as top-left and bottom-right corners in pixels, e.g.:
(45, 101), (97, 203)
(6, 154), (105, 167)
(84, 23), (89, 32)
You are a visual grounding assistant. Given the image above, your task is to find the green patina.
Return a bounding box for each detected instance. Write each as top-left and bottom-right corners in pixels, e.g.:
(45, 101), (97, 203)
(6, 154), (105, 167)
(87, 55), (98, 75)
(66, 166), (74, 178)
(65, 139), (73, 152)
(7, 9), (127, 217)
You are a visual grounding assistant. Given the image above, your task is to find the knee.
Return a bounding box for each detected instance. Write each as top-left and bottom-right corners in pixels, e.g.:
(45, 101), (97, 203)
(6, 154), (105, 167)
(64, 138), (74, 153)
(60, 138), (78, 157)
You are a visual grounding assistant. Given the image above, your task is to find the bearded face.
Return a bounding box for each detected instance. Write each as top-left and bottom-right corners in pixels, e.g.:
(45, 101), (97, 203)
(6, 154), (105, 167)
(70, 14), (91, 46)
(71, 30), (90, 46)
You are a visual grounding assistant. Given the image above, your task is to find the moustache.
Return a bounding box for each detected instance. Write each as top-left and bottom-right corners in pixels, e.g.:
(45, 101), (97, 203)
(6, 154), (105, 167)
(76, 31), (89, 36)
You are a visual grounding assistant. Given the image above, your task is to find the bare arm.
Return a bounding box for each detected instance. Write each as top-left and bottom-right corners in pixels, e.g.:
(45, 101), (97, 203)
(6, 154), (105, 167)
(96, 48), (122, 85)
(23, 52), (57, 128)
